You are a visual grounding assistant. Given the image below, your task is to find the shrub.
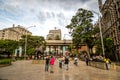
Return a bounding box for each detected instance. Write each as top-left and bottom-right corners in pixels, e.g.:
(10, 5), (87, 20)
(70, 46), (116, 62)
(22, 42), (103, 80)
(0, 59), (11, 64)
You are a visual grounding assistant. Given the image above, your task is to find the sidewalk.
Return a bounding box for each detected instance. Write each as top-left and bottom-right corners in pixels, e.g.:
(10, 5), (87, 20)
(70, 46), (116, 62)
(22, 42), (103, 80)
(0, 60), (120, 80)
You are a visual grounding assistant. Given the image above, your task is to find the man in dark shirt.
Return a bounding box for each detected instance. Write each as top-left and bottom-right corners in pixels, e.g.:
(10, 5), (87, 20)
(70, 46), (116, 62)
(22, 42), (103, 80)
(64, 57), (69, 70)
(45, 56), (50, 72)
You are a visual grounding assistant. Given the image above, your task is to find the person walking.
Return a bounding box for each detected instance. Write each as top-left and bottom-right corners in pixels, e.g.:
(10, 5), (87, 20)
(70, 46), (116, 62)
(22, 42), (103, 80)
(59, 58), (63, 69)
(45, 56), (50, 72)
(50, 56), (55, 73)
(85, 55), (89, 66)
(104, 58), (111, 70)
(64, 57), (69, 70)
(74, 56), (78, 66)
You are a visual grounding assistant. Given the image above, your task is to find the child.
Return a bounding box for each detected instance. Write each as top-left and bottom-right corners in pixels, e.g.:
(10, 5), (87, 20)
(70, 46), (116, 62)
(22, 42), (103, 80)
(59, 59), (62, 69)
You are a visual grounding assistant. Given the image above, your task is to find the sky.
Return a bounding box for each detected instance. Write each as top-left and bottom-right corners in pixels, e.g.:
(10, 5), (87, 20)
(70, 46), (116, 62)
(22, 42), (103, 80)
(0, 0), (100, 39)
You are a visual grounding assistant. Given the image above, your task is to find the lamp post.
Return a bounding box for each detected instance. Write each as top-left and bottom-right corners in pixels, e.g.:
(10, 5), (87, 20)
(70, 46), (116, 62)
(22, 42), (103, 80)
(24, 25), (36, 60)
(92, 10), (105, 57)
(63, 34), (72, 55)
(42, 40), (46, 60)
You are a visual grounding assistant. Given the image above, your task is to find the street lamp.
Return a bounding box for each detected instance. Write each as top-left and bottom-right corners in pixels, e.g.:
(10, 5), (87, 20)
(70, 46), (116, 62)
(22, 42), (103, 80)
(92, 10), (105, 57)
(63, 34), (72, 55)
(24, 25), (36, 59)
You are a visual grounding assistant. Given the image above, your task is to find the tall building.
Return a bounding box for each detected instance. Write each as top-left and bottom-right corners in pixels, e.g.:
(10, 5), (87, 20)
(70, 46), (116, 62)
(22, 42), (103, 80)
(47, 28), (61, 40)
(0, 24), (32, 41)
(98, 0), (120, 60)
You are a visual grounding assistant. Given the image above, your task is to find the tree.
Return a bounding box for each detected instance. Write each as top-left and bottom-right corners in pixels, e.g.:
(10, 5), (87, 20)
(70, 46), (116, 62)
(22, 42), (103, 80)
(66, 8), (95, 56)
(0, 40), (19, 58)
(19, 35), (45, 56)
(95, 37), (116, 61)
(104, 38), (116, 60)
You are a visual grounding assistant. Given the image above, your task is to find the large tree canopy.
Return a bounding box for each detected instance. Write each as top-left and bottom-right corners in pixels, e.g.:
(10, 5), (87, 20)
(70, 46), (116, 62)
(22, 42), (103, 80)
(0, 39), (19, 57)
(66, 8), (95, 55)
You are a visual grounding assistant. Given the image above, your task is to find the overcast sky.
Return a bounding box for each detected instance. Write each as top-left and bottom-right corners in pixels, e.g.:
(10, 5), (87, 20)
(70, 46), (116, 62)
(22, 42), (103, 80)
(0, 0), (100, 39)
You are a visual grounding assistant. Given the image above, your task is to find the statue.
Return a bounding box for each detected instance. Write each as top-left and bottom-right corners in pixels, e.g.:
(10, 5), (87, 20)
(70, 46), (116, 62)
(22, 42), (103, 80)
(34, 46), (44, 60)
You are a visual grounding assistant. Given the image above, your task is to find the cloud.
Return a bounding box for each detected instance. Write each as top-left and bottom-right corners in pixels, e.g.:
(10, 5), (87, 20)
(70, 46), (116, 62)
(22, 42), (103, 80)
(0, 0), (99, 39)
(37, 11), (47, 24)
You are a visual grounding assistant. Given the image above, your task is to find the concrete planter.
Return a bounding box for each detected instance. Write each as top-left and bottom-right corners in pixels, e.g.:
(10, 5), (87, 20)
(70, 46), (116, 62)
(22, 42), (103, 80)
(89, 61), (116, 70)
(110, 63), (116, 70)
(32, 60), (45, 64)
(89, 61), (106, 69)
(116, 66), (120, 72)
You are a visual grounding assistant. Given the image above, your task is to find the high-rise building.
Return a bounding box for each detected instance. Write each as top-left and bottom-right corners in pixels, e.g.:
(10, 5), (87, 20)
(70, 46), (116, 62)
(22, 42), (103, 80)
(98, 0), (120, 60)
(47, 28), (61, 40)
(0, 24), (32, 41)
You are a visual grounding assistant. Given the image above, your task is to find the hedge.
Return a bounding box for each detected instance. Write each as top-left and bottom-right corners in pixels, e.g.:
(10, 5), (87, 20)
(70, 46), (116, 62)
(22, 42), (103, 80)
(0, 59), (11, 64)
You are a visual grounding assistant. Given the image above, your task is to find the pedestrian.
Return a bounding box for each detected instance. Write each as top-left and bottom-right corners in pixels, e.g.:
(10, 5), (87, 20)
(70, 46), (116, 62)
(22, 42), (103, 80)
(50, 56), (55, 73)
(64, 56), (69, 70)
(45, 56), (50, 72)
(59, 58), (62, 69)
(104, 58), (111, 70)
(85, 55), (89, 66)
(74, 56), (78, 66)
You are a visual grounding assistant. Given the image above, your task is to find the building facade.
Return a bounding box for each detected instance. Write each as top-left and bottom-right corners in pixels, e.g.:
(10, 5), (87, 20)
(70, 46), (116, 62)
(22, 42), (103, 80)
(98, 0), (120, 60)
(0, 24), (32, 41)
(47, 29), (61, 40)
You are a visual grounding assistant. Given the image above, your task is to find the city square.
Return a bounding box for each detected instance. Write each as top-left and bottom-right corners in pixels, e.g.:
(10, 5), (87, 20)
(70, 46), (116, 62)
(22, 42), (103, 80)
(0, 0), (120, 80)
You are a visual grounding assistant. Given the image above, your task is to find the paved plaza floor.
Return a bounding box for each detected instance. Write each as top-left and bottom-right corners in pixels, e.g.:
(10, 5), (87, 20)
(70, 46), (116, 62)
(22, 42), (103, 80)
(0, 59), (120, 80)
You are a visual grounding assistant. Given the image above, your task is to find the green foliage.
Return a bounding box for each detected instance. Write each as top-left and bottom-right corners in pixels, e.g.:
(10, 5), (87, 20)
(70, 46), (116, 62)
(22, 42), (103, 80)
(27, 48), (34, 55)
(95, 37), (115, 60)
(19, 35), (46, 55)
(104, 38), (115, 57)
(96, 37), (114, 55)
(20, 35), (45, 47)
(0, 59), (11, 64)
(66, 8), (96, 54)
(0, 39), (19, 56)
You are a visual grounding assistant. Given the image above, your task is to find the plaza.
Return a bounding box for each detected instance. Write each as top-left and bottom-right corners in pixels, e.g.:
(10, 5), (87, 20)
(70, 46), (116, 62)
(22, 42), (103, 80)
(0, 60), (120, 80)
(0, 0), (120, 80)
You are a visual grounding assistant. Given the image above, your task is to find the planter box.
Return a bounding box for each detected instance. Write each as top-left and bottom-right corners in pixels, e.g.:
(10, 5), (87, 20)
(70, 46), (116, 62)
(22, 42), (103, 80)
(116, 66), (120, 72)
(110, 63), (116, 70)
(89, 61), (116, 70)
(89, 61), (106, 69)
(32, 60), (45, 64)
